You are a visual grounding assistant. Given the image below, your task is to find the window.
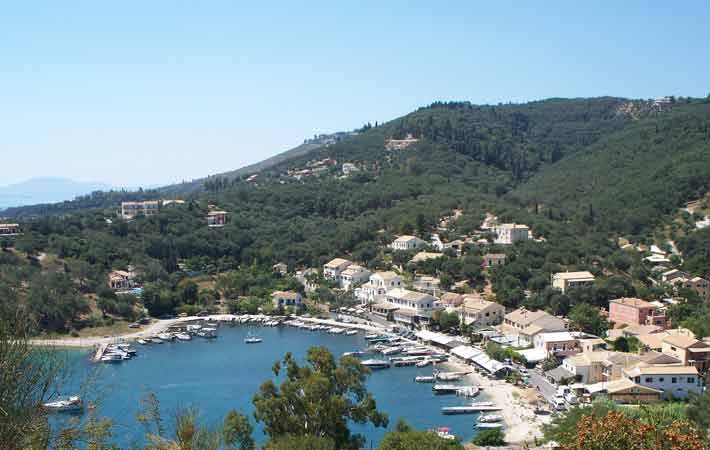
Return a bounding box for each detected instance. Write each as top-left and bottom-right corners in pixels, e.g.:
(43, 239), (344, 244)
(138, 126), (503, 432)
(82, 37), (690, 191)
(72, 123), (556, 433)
(671, 377), (677, 384)
(659, 377), (665, 382)
(688, 377), (695, 383)
(645, 377), (653, 383)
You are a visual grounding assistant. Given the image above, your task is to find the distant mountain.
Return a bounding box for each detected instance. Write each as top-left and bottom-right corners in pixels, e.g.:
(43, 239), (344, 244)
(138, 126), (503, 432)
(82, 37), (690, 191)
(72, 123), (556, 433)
(0, 177), (115, 210)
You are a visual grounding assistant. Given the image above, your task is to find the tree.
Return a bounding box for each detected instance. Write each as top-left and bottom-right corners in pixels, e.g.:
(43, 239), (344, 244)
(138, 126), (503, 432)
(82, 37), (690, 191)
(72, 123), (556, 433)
(253, 346), (388, 450)
(223, 410), (255, 450)
(568, 303), (609, 336)
(471, 428), (505, 446)
(378, 430), (463, 450)
(263, 435), (335, 450)
(687, 390), (710, 440)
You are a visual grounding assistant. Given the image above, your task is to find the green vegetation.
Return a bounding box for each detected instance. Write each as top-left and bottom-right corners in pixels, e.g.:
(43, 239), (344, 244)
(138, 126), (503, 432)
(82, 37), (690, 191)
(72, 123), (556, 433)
(471, 428), (505, 446)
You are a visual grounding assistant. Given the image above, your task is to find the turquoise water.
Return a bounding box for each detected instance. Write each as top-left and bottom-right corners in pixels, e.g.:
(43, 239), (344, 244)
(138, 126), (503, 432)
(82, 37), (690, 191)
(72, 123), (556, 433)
(58, 325), (480, 447)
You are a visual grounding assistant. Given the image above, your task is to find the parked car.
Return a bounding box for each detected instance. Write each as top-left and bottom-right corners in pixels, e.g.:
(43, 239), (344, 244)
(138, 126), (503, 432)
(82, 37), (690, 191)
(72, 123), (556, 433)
(128, 323), (140, 329)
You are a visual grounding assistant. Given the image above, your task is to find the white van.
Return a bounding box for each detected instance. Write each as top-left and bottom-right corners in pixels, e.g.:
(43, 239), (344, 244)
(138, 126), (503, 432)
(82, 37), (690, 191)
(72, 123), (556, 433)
(564, 392), (578, 405)
(551, 396), (567, 411)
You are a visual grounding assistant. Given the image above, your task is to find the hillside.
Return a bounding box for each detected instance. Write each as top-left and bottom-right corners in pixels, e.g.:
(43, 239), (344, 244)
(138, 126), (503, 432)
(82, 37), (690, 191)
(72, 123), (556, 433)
(158, 142), (324, 196)
(510, 99), (710, 236)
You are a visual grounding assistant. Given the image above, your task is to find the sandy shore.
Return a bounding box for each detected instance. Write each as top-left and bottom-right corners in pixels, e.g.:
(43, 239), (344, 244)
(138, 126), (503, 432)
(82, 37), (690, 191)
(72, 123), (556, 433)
(443, 359), (549, 445)
(28, 313), (388, 349)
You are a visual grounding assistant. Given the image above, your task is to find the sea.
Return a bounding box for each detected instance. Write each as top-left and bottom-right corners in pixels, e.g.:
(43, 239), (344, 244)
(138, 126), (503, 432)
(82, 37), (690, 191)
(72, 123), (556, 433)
(54, 324), (482, 448)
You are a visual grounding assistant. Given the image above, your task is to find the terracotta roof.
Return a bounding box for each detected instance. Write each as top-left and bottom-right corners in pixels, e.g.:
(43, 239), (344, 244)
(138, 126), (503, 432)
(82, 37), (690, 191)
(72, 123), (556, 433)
(625, 365), (698, 376)
(611, 297), (654, 308)
(373, 271), (399, 281)
(324, 258), (351, 268)
(663, 334), (703, 349)
(553, 271), (594, 281)
(605, 378), (662, 394)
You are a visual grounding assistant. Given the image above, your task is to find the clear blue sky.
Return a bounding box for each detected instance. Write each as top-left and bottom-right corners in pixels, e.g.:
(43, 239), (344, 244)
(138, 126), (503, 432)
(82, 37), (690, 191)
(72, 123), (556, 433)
(2, 1), (709, 187)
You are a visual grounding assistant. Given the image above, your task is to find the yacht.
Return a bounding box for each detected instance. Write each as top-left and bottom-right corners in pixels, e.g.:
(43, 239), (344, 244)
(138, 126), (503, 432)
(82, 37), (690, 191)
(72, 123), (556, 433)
(157, 333), (174, 341)
(414, 375), (435, 383)
(478, 414), (503, 423)
(176, 333), (192, 341)
(100, 353), (124, 363)
(43, 396), (83, 413)
(345, 329), (358, 335)
(137, 339), (148, 345)
(244, 334), (263, 344)
(343, 351), (365, 357)
(360, 359), (391, 369)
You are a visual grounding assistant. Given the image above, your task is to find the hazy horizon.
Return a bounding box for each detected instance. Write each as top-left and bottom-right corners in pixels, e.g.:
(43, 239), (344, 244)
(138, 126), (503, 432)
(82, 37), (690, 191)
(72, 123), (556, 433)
(2, 1), (709, 186)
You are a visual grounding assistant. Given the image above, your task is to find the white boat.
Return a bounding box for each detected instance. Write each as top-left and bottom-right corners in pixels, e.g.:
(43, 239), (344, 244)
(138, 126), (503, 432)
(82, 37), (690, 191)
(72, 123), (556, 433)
(101, 353), (123, 363)
(360, 359), (391, 369)
(157, 333), (174, 341)
(416, 359), (432, 368)
(381, 346), (402, 356)
(329, 327), (345, 334)
(432, 427), (456, 440)
(478, 414), (503, 423)
(476, 423), (503, 429)
(345, 329), (358, 335)
(137, 339), (148, 345)
(244, 333), (263, 344)
(456, 386), (480, 398)
(176, 333), (192, 341)
(43, 396), (83, 413)
(150, 337), (164, 344)
(343, 351), (365, 357)
(414, 375), (435, 383)
(436, 372), (465, 381)
(433, 384), (467, 395)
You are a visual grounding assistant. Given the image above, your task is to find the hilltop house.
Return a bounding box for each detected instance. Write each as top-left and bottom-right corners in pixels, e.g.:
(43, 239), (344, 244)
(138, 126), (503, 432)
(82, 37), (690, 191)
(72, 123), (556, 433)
(207, 211), (228, 227)
(680, 276), (710, 297)
(271, 291), (304, 310)
(121, 201), (160, 220)
(390, 235), (428, 251)
(355, 271), (403, 306)
(323, 258), (352, 282)
(534, 332), (579, 358)
(272, 262), (288, 275)
(384, 134), (419, 151)
(552, 271), (595, 293)
(482, 253), (506, 268)
(0, 223), (20, 236)
(108, 270), (135, 291)
(493, 224), (529, 245)
(295, 268), (319, 293)
(339, 265), (371, 291)
(412, 275), (441, 294)
(609, 297), (666, 329)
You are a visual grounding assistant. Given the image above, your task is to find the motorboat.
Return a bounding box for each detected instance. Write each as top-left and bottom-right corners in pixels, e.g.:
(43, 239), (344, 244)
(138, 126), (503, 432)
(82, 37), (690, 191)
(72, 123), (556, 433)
(244, 334), (263, 344)
(150, 337), (164, 344)
(381, 346), (402, 356)
(456, 386), (480, 398)
(433, 384), (465, 395)
(431, 427), (456, 440)
(137, 339), (148, 345)
(360, 359), (391, 369)
(343, 351), (365, 357)
(476, 423), (503, 429)
(414, 375), (435, 383)
(157, 333), (174, 341)
(345, 329), (358, 335)
(477, 414), (503, 423)
(43, 396), (83, 413)
(416, 359), (432, 368)
(100, 353), (124, 363)
(176, 333), (192, 341)
(436, 372), (465, 381)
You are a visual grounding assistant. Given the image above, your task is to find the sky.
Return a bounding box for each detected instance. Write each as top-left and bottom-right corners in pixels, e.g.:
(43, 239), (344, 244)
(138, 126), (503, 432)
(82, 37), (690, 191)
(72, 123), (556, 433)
(1, 1), (709, 187)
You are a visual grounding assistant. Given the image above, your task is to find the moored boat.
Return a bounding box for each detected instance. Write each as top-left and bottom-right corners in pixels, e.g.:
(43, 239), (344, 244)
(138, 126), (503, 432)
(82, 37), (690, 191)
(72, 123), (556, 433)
(476, 422), (503, 429)
(414, 375), (435, 383)
(176, 333), (192, 341)
(360, 359), (391, 369)
(477, 414), (503, 423)
(43, 396), (83, 413)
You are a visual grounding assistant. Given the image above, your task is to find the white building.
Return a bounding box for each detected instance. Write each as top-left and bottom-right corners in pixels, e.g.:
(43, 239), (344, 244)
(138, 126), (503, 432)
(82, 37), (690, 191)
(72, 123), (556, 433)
(533, 331), (579, 357)
(271, 291), (304, 310)
(339, 265), (371, 291)
(458, 296), (505, 327)
(121, 201), (160, 220)
(342, 163), (359, 175)
(552, 271), (595, 293)
(493, 224), (530, 245)
(383, 288), (439, 326)
(355, 271), (403, 305)
(623, 366), (702, 400)
(390, 235), (428, 251)
(323, 258), (352, 282)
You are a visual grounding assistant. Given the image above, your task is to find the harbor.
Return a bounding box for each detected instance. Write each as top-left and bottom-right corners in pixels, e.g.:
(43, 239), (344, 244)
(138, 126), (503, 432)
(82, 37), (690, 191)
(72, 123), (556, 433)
(52, 313), (549, 445)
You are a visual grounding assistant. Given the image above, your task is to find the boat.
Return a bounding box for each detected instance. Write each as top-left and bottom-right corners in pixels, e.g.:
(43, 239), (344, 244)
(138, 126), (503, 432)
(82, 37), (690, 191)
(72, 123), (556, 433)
(244, 333), (263, 344)
(477, 414), (503, 423)
(43, 396), (83, 413)
(150, 338), (164, 344)
(404, 347), (432, 356)
(176, 333), (192, 341)
(157, 333), (174, 341)
(436, 372), (465, 381)
(137, 339), (148, 345)
(381, 346), (402, 356)
(476, 423), (503, 429)
(343, 351), (365, 357)
(345, 329), (358, 335)
(360, 359), (391, 369)
(441, 402), (500, 415)
(416, 358), (432, 368)
(432, 384), (464, 395)
(456, 386), (480, 398)
(100, 353), (123, 363)
(431, 427), (456, 441)
(414, 375), (435, 383)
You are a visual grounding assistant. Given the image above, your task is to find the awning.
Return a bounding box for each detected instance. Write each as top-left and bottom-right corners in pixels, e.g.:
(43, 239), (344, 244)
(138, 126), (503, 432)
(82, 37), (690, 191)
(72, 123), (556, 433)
(415, 330), (458, 346)
(518, 348), (548, 363)
(470, 353), (513, 374)
(451, 345), (484, 361)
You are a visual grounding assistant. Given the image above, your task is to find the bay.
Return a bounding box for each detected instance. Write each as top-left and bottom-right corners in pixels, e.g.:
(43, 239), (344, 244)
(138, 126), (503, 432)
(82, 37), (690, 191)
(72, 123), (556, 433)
(57, 324), (480, 448)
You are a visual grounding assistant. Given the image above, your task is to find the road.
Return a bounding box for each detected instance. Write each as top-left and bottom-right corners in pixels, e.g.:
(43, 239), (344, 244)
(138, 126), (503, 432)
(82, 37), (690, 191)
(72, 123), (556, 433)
(528, 369), (557, 404)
